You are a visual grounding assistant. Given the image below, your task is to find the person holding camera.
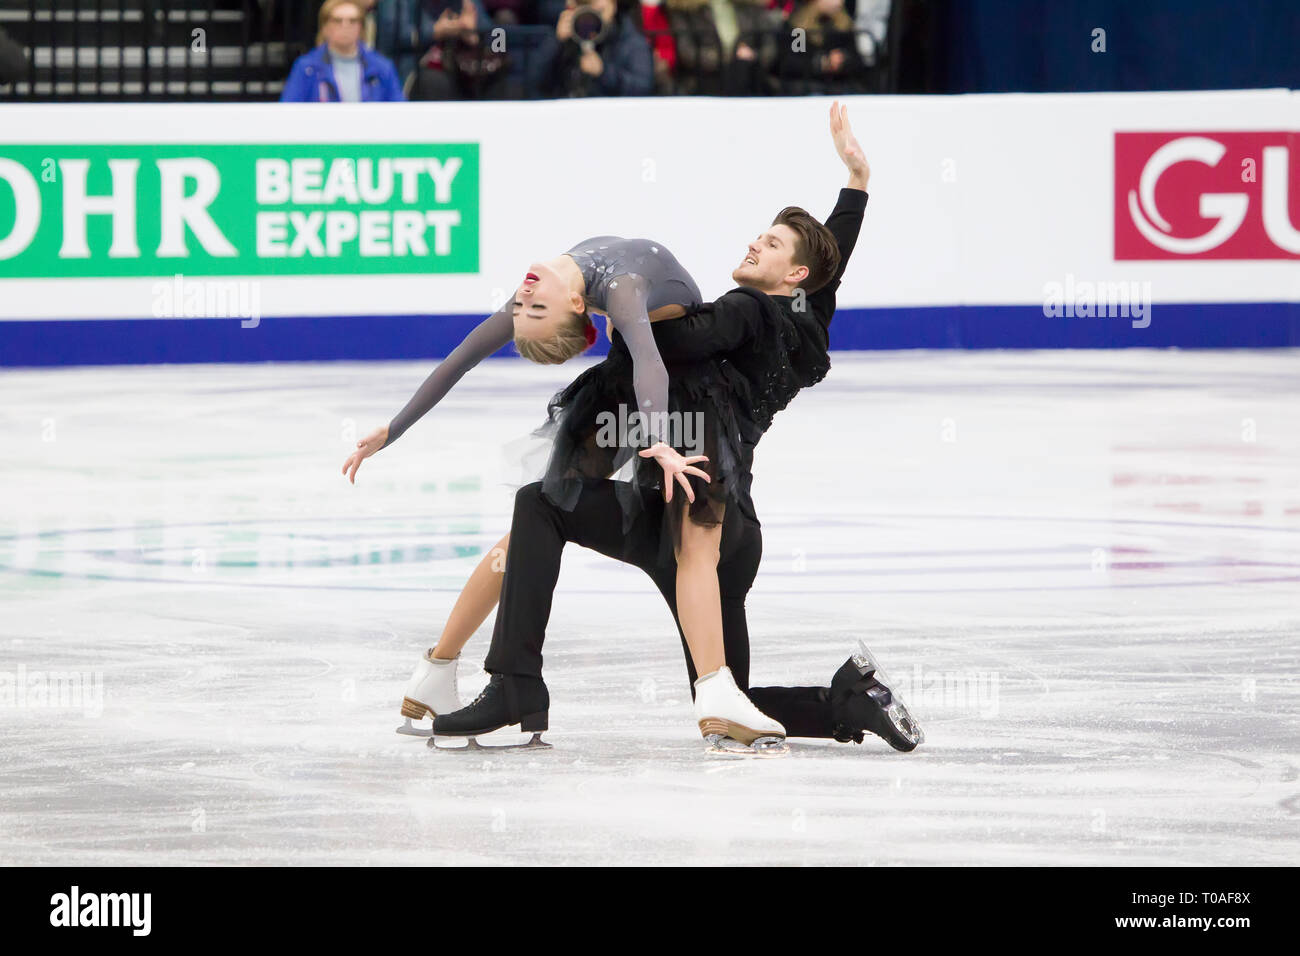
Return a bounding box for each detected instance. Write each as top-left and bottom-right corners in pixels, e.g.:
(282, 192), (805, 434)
(777, 0), (870, 95)
(373, 0), (508, 100)
(725, 0), (786, 96)
(527, 0), (654, 97)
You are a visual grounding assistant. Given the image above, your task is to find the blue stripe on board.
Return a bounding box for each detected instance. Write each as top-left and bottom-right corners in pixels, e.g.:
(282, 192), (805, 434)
(1, 302), (1296, 367)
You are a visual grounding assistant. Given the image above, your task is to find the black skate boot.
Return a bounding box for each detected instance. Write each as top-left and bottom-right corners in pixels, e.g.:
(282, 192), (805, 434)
(430, 673), (551, 751)
(830, 641), (924, 752)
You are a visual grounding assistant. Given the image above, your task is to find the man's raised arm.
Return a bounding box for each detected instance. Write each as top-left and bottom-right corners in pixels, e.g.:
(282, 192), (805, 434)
(811, 102), (871, 325)
(822, 189), (869, 289)
(655, 103), (873, 359)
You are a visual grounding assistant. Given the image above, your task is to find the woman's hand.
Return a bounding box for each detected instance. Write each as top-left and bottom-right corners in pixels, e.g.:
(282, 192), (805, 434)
(342, 425), (389, 484)
(638, 442), (710, 504)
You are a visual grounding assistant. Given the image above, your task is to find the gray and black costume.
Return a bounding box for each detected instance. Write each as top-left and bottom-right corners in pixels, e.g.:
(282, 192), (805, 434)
(383, 235), (752, 550)
(481, 190), (871, 740)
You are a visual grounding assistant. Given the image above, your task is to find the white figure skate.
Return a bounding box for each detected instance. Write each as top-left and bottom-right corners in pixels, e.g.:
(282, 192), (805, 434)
(395, 651), (461, 737)
(694, 666), (789, 757)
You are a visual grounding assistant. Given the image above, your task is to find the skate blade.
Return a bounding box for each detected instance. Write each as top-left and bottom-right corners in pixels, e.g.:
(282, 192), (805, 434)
(395, 717), (434, 738)
(884, 701), (925, 748)
(855, 640), (924, 749)
(428, 732), (552, 752)
(851, 639), (891, 683)
(698, 718), (786, 748)
(704, 734), (790, 759)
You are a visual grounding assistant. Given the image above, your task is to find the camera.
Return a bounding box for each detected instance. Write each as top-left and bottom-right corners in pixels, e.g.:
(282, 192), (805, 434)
(569, 5), (610, 51)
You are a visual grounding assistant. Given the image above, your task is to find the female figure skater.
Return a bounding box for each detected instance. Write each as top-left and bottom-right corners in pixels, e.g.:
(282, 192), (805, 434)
(345, 234), (787, 744)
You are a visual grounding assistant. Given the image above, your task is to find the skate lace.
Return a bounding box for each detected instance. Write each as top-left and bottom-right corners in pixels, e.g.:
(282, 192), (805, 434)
(726, 682), (755, 707)
(718, 674), (782, 732)
(466, 677), (496, 710)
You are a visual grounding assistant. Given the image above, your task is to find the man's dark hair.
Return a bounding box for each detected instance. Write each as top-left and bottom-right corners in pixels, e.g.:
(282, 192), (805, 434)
(772, 206), (840, 293)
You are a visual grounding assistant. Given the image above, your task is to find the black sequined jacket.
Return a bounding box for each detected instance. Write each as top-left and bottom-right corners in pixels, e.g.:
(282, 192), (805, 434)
(650, 187), (869, 436)
(647, 187), (868, 522)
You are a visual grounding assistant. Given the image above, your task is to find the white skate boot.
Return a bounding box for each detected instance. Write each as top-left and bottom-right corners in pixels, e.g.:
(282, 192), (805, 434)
(694, 666), (789, 757)
(395, 651), (461, 737)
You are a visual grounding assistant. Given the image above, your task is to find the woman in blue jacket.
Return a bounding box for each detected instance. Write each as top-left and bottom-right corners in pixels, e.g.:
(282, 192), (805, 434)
(281, 0), (405, 103)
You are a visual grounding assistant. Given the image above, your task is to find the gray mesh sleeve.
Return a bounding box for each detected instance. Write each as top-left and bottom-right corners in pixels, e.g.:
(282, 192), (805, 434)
(605, 275), (671, 447)
(382, 303), (513, 449)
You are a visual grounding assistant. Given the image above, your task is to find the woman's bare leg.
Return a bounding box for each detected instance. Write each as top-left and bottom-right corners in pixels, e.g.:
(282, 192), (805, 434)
(429, 532), (510, 659)
(674, 512), (726, 677)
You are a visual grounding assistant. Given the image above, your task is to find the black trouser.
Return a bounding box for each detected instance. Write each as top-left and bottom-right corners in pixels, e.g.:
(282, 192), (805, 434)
(482, 479), (837, 738)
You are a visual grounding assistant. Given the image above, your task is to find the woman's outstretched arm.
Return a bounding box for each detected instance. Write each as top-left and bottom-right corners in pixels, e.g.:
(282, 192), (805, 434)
(604, 277), (670, 445)
(342, 303), (513, 483)
(607, 278), (712, 501)
(384, 303), (514, 449)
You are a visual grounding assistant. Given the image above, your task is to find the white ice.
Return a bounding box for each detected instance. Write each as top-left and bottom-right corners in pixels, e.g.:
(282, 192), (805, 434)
(1, 349), (1297, 865)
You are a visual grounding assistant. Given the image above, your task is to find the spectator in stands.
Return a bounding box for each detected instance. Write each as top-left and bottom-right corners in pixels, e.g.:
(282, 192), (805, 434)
(374, 0), (508, 100)
(375, 0), (433, 84)
(351, 0), (380, 47)
(851, 0), (890, 64)
(649, 0), (786, 97)
(281, 0), (405, 101)
(486, 1), (555, 98)
(726, 0), (784, 95)
(778, 0), (869, 94)
(527, 0), (654, 97)
(662, 0), (721, 94)
(416, 0), (511, 99)
(640, 0), (678, 93)
(0, 25), (27, 85)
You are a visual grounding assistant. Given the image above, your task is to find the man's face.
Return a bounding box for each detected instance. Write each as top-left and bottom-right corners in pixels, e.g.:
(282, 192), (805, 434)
(324, 3), (363, 51)
(731, 223), (804, 293)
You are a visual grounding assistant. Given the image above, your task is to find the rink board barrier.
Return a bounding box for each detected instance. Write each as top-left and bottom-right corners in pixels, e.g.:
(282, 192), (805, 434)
(1, 92), (1297, 364)
(2, 303), (1297, 367)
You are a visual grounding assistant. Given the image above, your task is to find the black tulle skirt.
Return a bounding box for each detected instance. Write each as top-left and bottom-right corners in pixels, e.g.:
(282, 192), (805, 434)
(529, 339), (757, 567)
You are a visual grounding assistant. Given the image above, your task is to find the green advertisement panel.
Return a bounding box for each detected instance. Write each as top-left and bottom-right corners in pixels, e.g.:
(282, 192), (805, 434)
(0, 143), (479, 277)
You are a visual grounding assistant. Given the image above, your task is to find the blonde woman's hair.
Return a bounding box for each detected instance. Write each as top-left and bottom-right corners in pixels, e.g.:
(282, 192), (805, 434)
(317, 0), (364, 46)
(514, 309), (593, 365)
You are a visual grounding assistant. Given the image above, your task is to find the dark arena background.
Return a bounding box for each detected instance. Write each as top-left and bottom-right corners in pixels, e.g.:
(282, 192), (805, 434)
(0, 0), (1295, 916)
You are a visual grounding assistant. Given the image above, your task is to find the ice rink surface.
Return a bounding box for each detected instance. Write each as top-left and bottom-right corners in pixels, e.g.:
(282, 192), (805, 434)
(2, 349), (1298, 866)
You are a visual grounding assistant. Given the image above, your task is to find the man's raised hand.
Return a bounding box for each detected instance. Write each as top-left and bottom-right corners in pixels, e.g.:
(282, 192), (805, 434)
(830, 101), (870, 189)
